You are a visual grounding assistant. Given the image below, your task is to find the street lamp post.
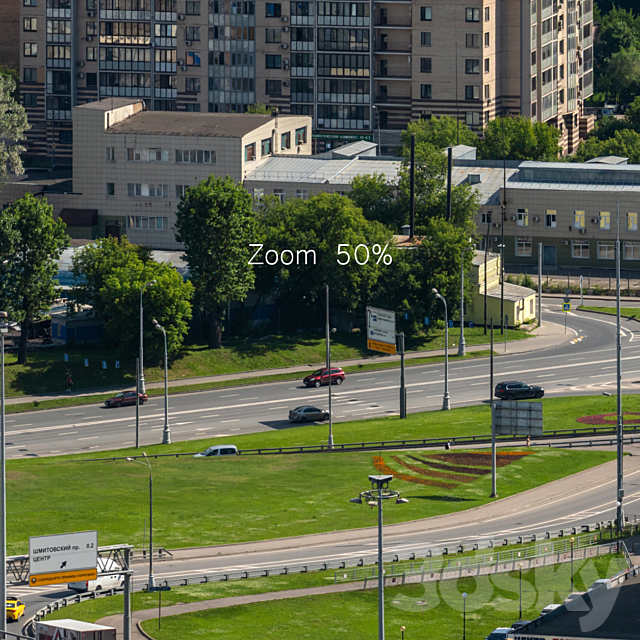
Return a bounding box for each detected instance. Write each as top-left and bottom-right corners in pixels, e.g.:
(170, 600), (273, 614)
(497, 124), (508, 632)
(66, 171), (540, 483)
(372, 105), (381, 156)
(152, 320), (170, 445)
(615, 202), (624, 536)
(127, 453), (155, 588)
(458, 244), (475, 357)
(325, 284), (336, 449)
(139, 280), (157, 395)
(400, 626), (405, 640)
(497, 244), (505, 335)
(350, 475), (409, 640)
(570, 537), (574, 591)
(462, 592), (468, 640)
(518, 563), (523, 619)
(0, 311), (9, 637)
(432, 289), (450, 410)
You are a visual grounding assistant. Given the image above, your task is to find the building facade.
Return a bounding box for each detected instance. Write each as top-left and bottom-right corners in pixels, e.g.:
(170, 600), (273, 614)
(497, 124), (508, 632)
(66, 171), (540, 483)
(19, 0), (594, 163)
(0, 0), (20, 70)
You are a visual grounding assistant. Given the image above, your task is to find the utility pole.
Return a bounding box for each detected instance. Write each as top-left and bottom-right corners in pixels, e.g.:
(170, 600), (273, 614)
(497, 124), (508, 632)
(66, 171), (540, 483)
(490, 318), (497, 498)
(447, 146), (453, 221)
(483, 215), (491, 334)
(501, 116), (507, 336)
(326, 285), (334, 448)
(616, 202), (624, 535)
(135, 357), (140, 449)
(538, 242), (542, 326)
(399, 333), (406, 419)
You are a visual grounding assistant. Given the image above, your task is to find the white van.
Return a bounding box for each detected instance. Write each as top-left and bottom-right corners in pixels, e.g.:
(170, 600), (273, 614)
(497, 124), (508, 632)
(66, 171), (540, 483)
(193, 444), (238, 458)
(68, 558), (124, 592)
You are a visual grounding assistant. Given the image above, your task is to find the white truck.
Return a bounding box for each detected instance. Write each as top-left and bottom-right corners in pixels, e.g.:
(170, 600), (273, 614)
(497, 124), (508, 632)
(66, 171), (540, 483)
(67, 558), (124, 592)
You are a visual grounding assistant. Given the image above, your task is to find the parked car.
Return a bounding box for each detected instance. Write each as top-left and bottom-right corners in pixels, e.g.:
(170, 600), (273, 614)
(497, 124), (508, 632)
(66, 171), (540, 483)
(68, 558), (124, 592)
(494, 381), (544, 400)
(6, 599), (25, 622)
(104, 391), (148, 408)
(603, 101), (619, 113)
(303, 367), (345, 388)
(193, 444), (238, 458)
(602, 108), (615, 117)
(289, 406), (330, 422)
(485, 628), (512, 640)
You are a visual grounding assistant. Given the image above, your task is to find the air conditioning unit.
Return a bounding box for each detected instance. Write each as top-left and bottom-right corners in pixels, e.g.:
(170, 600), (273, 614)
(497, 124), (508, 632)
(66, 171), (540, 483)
(178, 13), (185, 19)
(532, 215), (540, 222)
(283, 80), (289, 86)
(178, 60), (184, 66)
(283, 58), (290, 69)
(591, 217), (598, 223)
(509, 215), (516, 221)
(281, 43), (289, 49)
(281, 15), (289, 21)
(492, 222), (501, 228)
(185, 40), (192, 46)
(181, 66), (187, 71)
(283, 26), (289, 32)
(579, 228), (587, 234)
(77, 61), (85, 67)
(87, 10), (95, 16)
(562, 240), (570, 246)
(76, 72), (85, 79)
(86, 36), (93, 41)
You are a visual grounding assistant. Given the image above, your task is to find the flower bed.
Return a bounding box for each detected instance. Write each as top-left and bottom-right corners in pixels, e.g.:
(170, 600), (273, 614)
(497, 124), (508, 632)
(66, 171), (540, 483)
(576, 413), (640, 426)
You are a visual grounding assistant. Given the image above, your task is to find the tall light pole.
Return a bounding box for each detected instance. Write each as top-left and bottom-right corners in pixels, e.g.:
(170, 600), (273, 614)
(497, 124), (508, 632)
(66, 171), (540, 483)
(462, 592), (468, 640)
(498, 244), (505, 334)
(570, 538), (575, 591)
(152, 320), (170, 445)
(372, 105), (381, 155)
(458, 243), (475, 357)
(325, 285), (335, 449)
(615, 201), (624, 535)
(432, 289), (450, 410)
(350, 475), (408, 640)
(127, 453), (155, 588)
(139, 280), (156, 395)
(0, 311), (9, 638)
(518, 562), (523, 619)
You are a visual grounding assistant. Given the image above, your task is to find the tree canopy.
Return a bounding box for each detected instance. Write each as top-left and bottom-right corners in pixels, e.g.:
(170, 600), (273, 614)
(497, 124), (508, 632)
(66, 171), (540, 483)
(0, 73), (29, 192)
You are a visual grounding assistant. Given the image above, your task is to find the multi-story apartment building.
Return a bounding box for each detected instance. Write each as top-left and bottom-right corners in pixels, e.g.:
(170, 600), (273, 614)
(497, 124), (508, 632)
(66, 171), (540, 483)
(0, 0), (20, 69)
(19, 0), (594, 163)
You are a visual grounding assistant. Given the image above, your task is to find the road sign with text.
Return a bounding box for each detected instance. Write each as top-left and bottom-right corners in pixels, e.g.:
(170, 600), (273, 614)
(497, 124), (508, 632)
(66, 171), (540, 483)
(366, 306), (396, 355)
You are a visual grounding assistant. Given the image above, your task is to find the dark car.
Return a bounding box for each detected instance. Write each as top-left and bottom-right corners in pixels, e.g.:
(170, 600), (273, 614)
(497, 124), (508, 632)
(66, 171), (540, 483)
(303, 367), (345, 388)
(105, 391), (148, 408)
(494, 381), (544, 400)
(289, 406), (330, 422)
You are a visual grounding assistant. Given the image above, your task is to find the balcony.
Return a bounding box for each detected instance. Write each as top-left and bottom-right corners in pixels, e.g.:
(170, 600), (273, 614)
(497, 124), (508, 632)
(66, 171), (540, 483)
(374, 94), (411, 105)
(374, 45), (411, 54)
(374, 16), (411, 28)
(374, 67), (410, 79)
(154, 88), (177, 98)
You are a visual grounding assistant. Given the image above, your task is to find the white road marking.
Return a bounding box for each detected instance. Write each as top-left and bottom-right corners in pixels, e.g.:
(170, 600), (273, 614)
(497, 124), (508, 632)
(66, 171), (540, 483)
(221, 419), (239, 423)
(220, 394), (239, 398)
(78, 436), (98, 440)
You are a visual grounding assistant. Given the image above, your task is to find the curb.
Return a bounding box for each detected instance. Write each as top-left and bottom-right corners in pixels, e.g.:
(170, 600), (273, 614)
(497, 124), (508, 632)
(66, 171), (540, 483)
(577, 307), (640, 325)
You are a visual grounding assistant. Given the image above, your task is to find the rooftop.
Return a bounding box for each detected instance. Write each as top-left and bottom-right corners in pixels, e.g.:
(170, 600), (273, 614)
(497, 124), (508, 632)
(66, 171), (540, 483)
(77, 97), (143, 111)
(487, 282), (535, 301)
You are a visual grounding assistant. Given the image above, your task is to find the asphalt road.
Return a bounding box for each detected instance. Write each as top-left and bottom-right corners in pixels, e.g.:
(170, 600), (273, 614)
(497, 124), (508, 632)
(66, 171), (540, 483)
(4, 301), (640, 459)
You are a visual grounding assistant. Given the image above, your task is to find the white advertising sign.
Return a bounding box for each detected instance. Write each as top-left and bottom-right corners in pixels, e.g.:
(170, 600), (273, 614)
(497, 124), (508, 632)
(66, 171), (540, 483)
(366, 306), (397, 354)
(29, 531), (98, 575)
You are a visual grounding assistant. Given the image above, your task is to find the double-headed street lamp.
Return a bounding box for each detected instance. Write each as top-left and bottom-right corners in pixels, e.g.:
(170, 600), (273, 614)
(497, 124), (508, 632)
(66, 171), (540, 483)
(432, 289), (450, 410)
(139, 280), (157, 395)
(458, 243), (475, 357)
(127, 453), (155, 588)
(350, 475), (408, 640)
(152, 319), (170, 445)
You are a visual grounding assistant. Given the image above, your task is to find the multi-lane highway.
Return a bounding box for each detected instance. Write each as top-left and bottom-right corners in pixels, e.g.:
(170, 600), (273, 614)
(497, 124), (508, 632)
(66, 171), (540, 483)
(4, 300), (640, 459)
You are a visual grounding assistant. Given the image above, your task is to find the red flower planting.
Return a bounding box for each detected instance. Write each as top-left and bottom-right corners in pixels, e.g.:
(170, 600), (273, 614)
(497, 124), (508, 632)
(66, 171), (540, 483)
(576, 413), (640, 426)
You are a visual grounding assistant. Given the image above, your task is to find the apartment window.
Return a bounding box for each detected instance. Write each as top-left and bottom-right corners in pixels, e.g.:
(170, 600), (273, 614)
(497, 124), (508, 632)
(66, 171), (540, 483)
(465, 111), (479, 126)
(545, 210), (556, 228)
(186, 103), (201, 112)
(484, 110), (490, 124)
(628, 212), (638, 231)
(296, 189), (308, 199)
(128, 148), (169, 162)
(465, 8), (479, 22)
(517, 209), (529, 226)
(420, 84), (432, 99)
(127, 183), (169, 197)
(484, 59), (490, 73)
(465, 59), (479, 74)
(266, 2), (281, 16)
(23, 0), (37, 5)
(245, 143), (256, 162)
(253, 187), (264, 201)
(559, 39), (564, 54)
(599, 211), (611, 230)
(624, 242), (640, 260)
(185, 77), (201, 92)
(420, 6), (431, 21)
(86, 22), (97, 36)
(59, 130), (72, 144)
(175, 149), (216, 163)
(266, 54), (282, 68)
(105, 147), (115, 162)
(420, 58), (432, 73)
(176, 185), (187, 198)
(266, 28), (282, 42)
(295, 126), (307, 144)
(598, 242), (615, 260)
(420, 32), (431, 47)
(106, 183), (115, 197)
(266, 79), (282, 95)
(574, 210), (585, 228)
(87, 47), (97, 60)
(185, 52), (201, 66)
(465, 33), (479, 48)
(481, 212), (491, 224)
(261, 138), (272, 157)
(23, 68), (37, 83)
(516, 237), (532, 257)
(23, 18), (37, 31)
(273, 188), (285, 202)
(281, 131), (291, 149)
(186, 0), (201, 12)
(572, 240), (589, 259)
(87, 0), (96, 9)
(484, 32), (489, 47)
(465, 85), (479, 100)
(87, 72), (97, 86)
(127, 216), (168, 230)
(24, 43), (37, 57)
(484, 6), (490, 21)
(186, 27), (200, 41)
(23, 93), (37, 107)
(484, 84), (490, 99)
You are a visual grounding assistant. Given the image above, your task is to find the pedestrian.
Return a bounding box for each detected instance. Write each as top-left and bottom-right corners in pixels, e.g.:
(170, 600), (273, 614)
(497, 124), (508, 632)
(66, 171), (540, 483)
(445, 440), (452, 450)
(66, 373), (73, 394)
(526, 435), (531, 447)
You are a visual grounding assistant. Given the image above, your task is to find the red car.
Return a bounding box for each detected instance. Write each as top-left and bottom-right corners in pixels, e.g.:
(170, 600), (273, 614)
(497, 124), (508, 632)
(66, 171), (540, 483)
(303, 367), (346, 388)
(104, 391), (148, 408)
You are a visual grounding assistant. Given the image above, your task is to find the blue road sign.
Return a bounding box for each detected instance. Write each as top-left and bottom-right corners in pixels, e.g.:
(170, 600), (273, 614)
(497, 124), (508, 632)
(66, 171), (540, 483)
(148, 586), (171, 592)
(448, 320), (453, 328)
(469, 321), (474, 328)
(424, 317), (429, 325)
(563, 302), (571, 312)
(404, 312), (409, 320)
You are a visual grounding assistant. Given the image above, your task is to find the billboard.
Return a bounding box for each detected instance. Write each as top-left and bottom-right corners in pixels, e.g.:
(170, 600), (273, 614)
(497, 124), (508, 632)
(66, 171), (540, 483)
(366, 307), (396, 355)
(492, 401), (543, 436)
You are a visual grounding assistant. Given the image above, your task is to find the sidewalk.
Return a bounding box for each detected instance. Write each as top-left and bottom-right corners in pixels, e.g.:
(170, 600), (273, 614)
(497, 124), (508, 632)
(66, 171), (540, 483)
(5, 321), (570, 407)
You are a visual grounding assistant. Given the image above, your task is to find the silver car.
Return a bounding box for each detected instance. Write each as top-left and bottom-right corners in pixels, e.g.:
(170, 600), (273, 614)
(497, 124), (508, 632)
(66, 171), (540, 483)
(288, 406), (330, 422)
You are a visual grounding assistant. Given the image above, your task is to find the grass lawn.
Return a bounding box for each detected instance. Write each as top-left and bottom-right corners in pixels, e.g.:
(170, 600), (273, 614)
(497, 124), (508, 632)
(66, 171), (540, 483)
(138, 556), (627, 640)
(7, 443), (614, 554)
(580, 305), (640, 320)
(2, 328), (529, 398)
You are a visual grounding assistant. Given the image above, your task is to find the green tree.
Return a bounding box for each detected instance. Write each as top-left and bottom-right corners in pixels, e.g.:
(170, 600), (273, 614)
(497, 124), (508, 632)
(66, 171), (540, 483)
(97, 260), (193, 359)
(0, 73), (29, 192)
(246, 103), (272, 114)
(604, 46), (640, 103)
(1, 194), (69, 364)
(0, 66), (19, 100)
(478, 116), (561, 161)
(573, 128), (640, 163)
(175, 176), (258, 349)
(626, 95), (640, 128)
(348, 173), (401, 229)
(401, 115), (478, 151)
(255, 192), (393, 330)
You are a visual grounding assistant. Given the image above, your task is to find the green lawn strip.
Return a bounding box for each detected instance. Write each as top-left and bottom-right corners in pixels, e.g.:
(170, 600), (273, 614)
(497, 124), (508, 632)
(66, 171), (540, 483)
(138, 556), (627, 640)
(4, 350), (491, 416)
(6, 446), (615, 554)
(580, 305), (640, 320)
(3, 329), (529, 398)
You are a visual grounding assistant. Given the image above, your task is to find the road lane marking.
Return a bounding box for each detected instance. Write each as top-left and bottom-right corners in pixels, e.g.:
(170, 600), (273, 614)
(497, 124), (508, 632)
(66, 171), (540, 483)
(221, 419), (239, 423)
(78, 436), (98, 440)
